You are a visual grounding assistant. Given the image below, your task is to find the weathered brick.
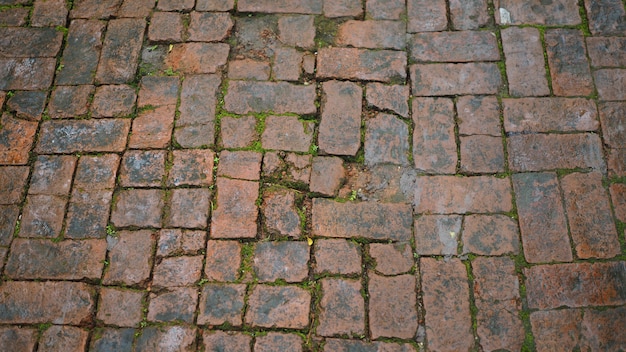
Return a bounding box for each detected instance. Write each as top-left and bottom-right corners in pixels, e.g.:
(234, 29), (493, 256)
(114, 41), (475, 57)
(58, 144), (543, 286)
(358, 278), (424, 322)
(412, 97), (457, 173)
(7, 91), (47, 121)
(366, 83), (409, 118)
(220, 115), (258, 148)
(196, 0), (234, 11)
(117, 0), (155, 17)
(165, 43), (229, 74)
(157, 229), (205, 257)
(156, 0), (193, 10)
(135, 326), (196, 351)
(310, 156), (345, 196)
(65, 190), (113, 239)
(129, 106), (175, 149)
(462, 215), (520, 255)
(460, 135), (505, 173)
(245, 285), (311, 329)
(211, 178), (259, 239)
(228, 59), (271, 80)
(0, 206), (19, 246)
(584, 0), (626, 36)
(507, 133), (605, 172)
(503, 98), (598, 133)
(74, 154), (119, 190)
(0, 113), (37, 164)
(323, 339), (416, 352)
(369, 273), (418, 339)
(370, 242), (413, 275)
(153, 255), (203, 287)
(96, 18), (145, 84)
(0, 166), (29, 204)
(0, 281), (95, 324)
(39, 326), (88, 352)
(317, 278), (365, 336)
(176, 74), (221, 148)
(148, 11), (183, 42)
(365, 113), (409, 166)
(0, 327), (37, 351)
(410, 31), (499, 62)
(71, 0), (121, 18)
(501, 27), (550, 96)
(205, 240), (241, 281)
(147, 287), (198, 323)
(97, 287), (144, 327)
(202, 331), (251, 351)
(314, 239), (361, 275)
(262, 116), (314, 152)
(414, 215), (461, 256)
(216, 150), (261, 181)
(317, 48), (407, 83)
(57, 20), (105, 85)
(48, 85), (94, 119)
(19, 195), (66, 238)
(610, 183), (626, 222)
(188, 12), (233, 42)
(450, 0), (489, 29)
(323, 0), (362, 17)
(166, 188), (211, 229)
(168, 149), (214, 187)
(312, 199), (412, 241)
(545, 29), (593, 96)
(336, 20), (405, 50)
(90, 328), (135, 352)
(595, 69), (626, 101)
(512, 173), (572, 263)
(367, 0), (405, 20)
(421, 258), (473, 351)
(198, 284), (246, 326)
(406, 0), (447, 32)
(497, 0), (580, 25)
(255, 333), (302, 352)
(238, 0), (322, 14)
(103, 231), (155, 286)
(262, 189), (301, 238)
(278, 15), (315, 49)
(525, 261), (626, 309)
(92, 85), (136, 118)
(0, 28), (63, 58)
(225, 81), (316, 114)
(37, 119), (131, 153)
(608, 148), (626, 177)
(254, 241), (309, 282)
(580, 306), (626, 350)
(6, 239), (106, 280)
(272, 47), (302, 81)
(411, 63), (502, 96)
(111, 189), (164, 228)
(0, 7), (28, 26)
(586, 37), (626, 67)
(138, 75), (179, 107)
(319, 80), (362, 156)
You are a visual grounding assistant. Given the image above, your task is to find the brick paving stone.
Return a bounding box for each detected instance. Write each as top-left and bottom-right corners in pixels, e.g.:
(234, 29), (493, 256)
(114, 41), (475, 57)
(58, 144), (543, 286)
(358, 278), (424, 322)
(319, 80), (362, 156)
(370, 242), (413, 275)
(507, 133), (605, 172)
(410, 31), (499, 63)
(0, 247), (6, 271)
(450, 0), (490, 30)
(253, 241), (308, 282)
(278, 15), (315, 49)
(0, 28), (63, 58)
(48, 85), (94, 119)
(365, 83), (409, 118)
(497, 0), (580, 25)
(0, 113), (37, 164)
(414, 215), (461, 256)
(119, 150), (166, 187)
(411, 63), (502, 96)
(168, 149), (215, 187)
(197, 283), (246, 325)
(19, 195), (66, 238)
(462, 215), (520, 255)
(5, 239), (106, 279)
(501, 27), (550, 97)
(561, 172), (620, 259)
(70, 0), (122, 19)
(406, 0), (447, 32)
(366, 0), (404, 20)
(39, 326), (88, 352)
(102, 230), (155, 286)
(584, 0), (626, 36)
(0, 281), (94, 324)
(176, 74), (221, 148)
(580, 306), (626, 350)
(65, 190), (113, 239)
(166, 43), (230, 74)
(0, 58), (56, 90)
(138, 75), (179, 107)
(531, 309), (604, 352)
(157, 229), (205, 257)
(0, 206), (19, 246)
(302, 53), (315, 74)
(239, 0), (322, 14)
(90, 328), (135, 352)
(610, 183), (626, 222)
(262, 116), (314, 152)
(7, 91), (47, 121)
(148, 11), (183, 42)
(317, 48), (407, 83)
(512, 173), (572, 263)
(188, 12), (233, 42)
(586, 37), (626, 67)
(272, 47), (303, 81)
(262, 189), (301, 238)
(365, 113), (409, 166)
(97, 287), (144, 327)
(0, 327), (37, 351)
(135, 326), (196, 352)
(336, 20), (405, 50)
(36, 119), (131, 153)
(74, 154), (119, 190)
(245, 285), (311, 329)
(117, 0), (155, 17)
(91, 85), (137, 118)
(196, 0), (234, 11)
(204, 240), (241, 281)
(211, 178), (259, 239)
(56, 20), (106, 85)
(96, 18), (146, 84)
(595, 69), (626, 101)
(312, 199), (412, 241)
(608, 148), (626, 177)
(503, 97), (598, 133)
(166, 188), (211, 229)
(324, 339), (417, 352)
(202, 331), (251, 351)
(460, 135), (505, 173)
(414, 176), (512, 214)
(156, 0), (194, 11)
(255, 333), (303, 352)
(220, 116), (258, 148)
(225, 81), (316, 114)
(526, 261), (626, 309)
(29, 155), (76, 192)
(111, 189), (164, 228)
(0, 166), (29, 204)
(228, 59), (271, 80)
(218, 151), (262, 181)
(472, 257), (524, 351)
(545, 29), (594, 96)
(310, 156), (344, 196)
(369, 273), (418, 339)
(153, 255), (203, 287)
(421, 258), (473, 351)
(313, 239), (361, 275)
(0, 7), (28, 26)
(323, 0), (362, 17)
(412, 97), (457, 173)
(148, 287), (198, 323)
(317, 278), (364, 336)
(129, 105), (175, 149)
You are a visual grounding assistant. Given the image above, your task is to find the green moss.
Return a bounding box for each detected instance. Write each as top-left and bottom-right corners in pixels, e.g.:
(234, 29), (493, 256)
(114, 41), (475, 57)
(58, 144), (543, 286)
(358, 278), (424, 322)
(314, 16), (339, 48)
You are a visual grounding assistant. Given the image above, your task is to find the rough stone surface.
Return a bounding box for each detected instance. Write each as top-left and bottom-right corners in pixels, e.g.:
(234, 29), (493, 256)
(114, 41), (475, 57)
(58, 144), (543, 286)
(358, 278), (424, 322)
(319, 80), (362, 156)
(545, 29), (594, 96)
(0, 327), (37, 351)
(317, 48), (407, 83)
(410, 31), (499, 62)
(96, 18), (146, 84)
(411, 63), (502, 96)
(503, 98), (599, 133)
(165, 43), (229, 74)
(337, 20), (405, 50)
(414, 215), (461, 255)
(497, 0), (581, 25)
(262, 189), (301, 238)
(38, 326), (88, 352)
(501, 27), (550, 96)
(407, 0), (447, 32)
(211, 178), (259, 239)
(314, 239), (361, 275)
(153, 255), (203, 287)
(147, 287), (198, 323)
(462, 215), (520, 255)
(370, 242), (413, 275)
(317, 278), (365, 336)
(245, 285), (311, 329)
(225, 81), (316, 114)
(365, 113), (409, 166)
(205, 240), (241, 282)
(412, 98), (457, 173)
(36, 119), (131, 154)
(253, 241), (309, 282)
(97, 287), (144, 327)
(198, 284), (246, 326)
(103, 230), (155, 286)
(310, 157), (344, 196)
(262, 116), (314, 152)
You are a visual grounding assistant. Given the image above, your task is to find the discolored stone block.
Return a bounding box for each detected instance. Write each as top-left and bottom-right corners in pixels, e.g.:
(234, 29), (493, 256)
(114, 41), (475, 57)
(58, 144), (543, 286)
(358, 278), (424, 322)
(317, 48), (407, 83)
(317, 278), (365, 336)
(147, 287), (198, 323)
(414, 215), (461, 256)
(369, 273), (418, 339)
(97, 287), (144, 327)
(211, 178), (259, 239)
(197, 284), (246, 326)
(314, 239), (361, 275)
(253, 241), (309, 282)
(152, 255), (203, 287)
(36, 119), (131, 154)
(103, 230), (155, 286)
(245, 285), (310, 329)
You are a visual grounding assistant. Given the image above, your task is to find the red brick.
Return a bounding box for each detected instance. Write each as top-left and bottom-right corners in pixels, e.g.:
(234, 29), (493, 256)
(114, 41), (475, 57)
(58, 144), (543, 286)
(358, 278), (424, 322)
(196, 0), (234, 11)
(323, 339), (416, 351)
(421, 258), (473, 351)
(211, 178), (259, 239)
(462, 215), (520, 255)
(204, 240), (241, 281)
(310, 156), (345, 197)
(39, 326), (88, 352)
(497, 0), (581, 25)
(90, 328), (134, 351)
(0, 113), (37, 165)
(102, 230), (155, 286)
(119, 150), (166, 187)
(503, 98), (598, 133)
(0, 327), (37, 351)
(36, 119), (131, 153)
(460, 135), (505, 173)
(188, 12), (234, 42)
(370, 242), (413, 275)
(450, 0), (489, 30)
(96, 18), (146, 84)
(584, 0), (626, 36)
(198, 284), (246, 326)
(525, 261), (626, 309)
(225, 81), (316, 114)
(220, 115), (258, 148)
(319, 80), (362, 156)
(272, 47), (303, 81)
(238, 0), (322, 14)
(48, 85), (94, 119)
(531, 309), (582, 352)
(0, 247), (6, 271)
(65, 190), (113, 239)
(369, 272), (418, 339)
(410, 31), (499, 62)
(501, 27), (550, 96)
(337, 20), (405, 50)
(323, 0), (362, 17)
(254, 241), (308, 282)
(97, 287), (144, 327)
(414, 176), (512, 214)
(512, 172), (572, 263)
(56, 20), (106, 85)
(608, 148), (626, 177)
(580, 306), (626, 350)
(166, 188), (211, 229)
(70, 0), (121, 18)
(138, 76), (179, 107)
(414, 215), (461, 256)
(412, 97), (456, 173)
(278, 15), (315, 49)
(157, 229), (205, 257)
(156, 0), (194, 11)
(317, 278), (365, 336)
(165, 43), (229, 74)
(255, 333), (302, 352)
(135, 326), (196, 351)
(365, 113), (409, 166)
(262, 189), (301, 238)
(91, 85), (136, 118)
(74, 154), (119, 190)
(407, 0), (447, 32)
(167, 149), (214, 187)
(228, 59), (271, 80)
(586, 37), (626, 67)
(507, 133), (605, 172)
(367, 0), (405, 20)
(312, 199), (412, 241)
(610, 183), (626, 222)
(7, 91), (47, 121)
(111, 189), (164, 228)
(147, 287), (198, 323)
(366, 83), (409, 118)
(129, 106), (175, 149)
(313, 239), (361, 275)
(262, 116), (314, 152)
(153, 255), (203, 287)
(317, 48), (407, 83)
(202, 331), (251, 351)
(545, 29), (594, 96)
(19, 195), (66, 238)
(0, 167), (28, 204)
(0, 206), (18, 246)
(216, 150), (261, 181)
(0, 28), (63, 58)
(262, 152), (313, 185)
(600, 102), (626, 149)
(410, 63), (502, 96)
(117, 0), (155, 17)
(245, 285), (311, 329)
(459, 97), (503, 137)
(0, 281), (95, 324)
(0, 7), (28, 26)
(176, 74), (221, 148)
(0, 58), (56, 90)
(561, 172), (620, 259)
(148, 11), (183, 42)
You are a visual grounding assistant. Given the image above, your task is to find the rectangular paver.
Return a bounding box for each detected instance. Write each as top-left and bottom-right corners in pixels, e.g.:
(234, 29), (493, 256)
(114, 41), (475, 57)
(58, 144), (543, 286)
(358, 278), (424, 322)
(317, 48), (407, 83)
(410, 63), (502, 96)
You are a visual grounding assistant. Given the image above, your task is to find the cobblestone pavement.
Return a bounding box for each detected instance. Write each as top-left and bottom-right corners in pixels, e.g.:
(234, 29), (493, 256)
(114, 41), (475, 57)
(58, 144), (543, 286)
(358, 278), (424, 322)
(1, 0), (626, 351)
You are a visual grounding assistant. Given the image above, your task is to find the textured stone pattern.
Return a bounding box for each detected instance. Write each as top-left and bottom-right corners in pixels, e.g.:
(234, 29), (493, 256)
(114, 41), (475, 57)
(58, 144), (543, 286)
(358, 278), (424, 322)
(0, 1), (624, 351)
